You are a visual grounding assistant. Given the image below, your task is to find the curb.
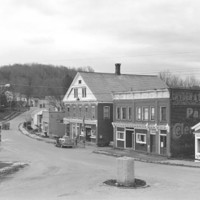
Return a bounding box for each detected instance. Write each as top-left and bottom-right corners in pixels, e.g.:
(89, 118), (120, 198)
(18, 122), (200, 169)
(93, 150), (200, 169)
(18, 123), (55, 144)
(0, 162), (28, 176)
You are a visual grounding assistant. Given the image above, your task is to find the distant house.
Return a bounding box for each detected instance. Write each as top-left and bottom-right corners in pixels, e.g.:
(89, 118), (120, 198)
(62, 64), (167, 146)
(112, 88), (200, 157)
(31, 109), (47, 131)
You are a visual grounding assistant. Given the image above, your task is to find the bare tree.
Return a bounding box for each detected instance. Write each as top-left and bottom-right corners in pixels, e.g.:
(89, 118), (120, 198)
(46, 96), (64, 111)
(158, 70), (200, 88)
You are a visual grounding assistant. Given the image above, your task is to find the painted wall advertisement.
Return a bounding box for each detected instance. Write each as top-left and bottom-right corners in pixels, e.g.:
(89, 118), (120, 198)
(171, 89), (200, 157)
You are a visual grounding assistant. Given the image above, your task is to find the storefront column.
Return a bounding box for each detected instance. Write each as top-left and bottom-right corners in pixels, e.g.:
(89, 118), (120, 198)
(112, 125), (117, 148)
(147, 129), (150, 153)
(167, 125), (171, 157)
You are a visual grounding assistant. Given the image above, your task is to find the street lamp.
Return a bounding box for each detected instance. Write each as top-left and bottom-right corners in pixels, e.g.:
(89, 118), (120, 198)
(0, 83), (10, 142)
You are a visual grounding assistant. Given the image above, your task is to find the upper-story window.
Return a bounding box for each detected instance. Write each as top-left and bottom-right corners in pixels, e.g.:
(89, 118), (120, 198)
(150, 107), (155, 121)
(128, 107), (132, 120)
(142, 107), (149, 121)
(67, 106), (70, 113)
(121, 107), (127, 120)
(116, 107), (121, 120)
(73, 106), (76, 117)
(91, 106), (95, 119)
(74, 88), (78, 98)
(82, 88), (87, 98)
(78, 80), (82, 84)
(79, 106), (82, 117)
(136, 107), (141, 121)
(85, 106), (88, 113)
(160, 106), (167, 121)
(104, 106), (110, 119)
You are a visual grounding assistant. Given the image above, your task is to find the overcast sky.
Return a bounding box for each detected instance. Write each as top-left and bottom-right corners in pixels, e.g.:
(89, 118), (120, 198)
(0, 0), (200, 78)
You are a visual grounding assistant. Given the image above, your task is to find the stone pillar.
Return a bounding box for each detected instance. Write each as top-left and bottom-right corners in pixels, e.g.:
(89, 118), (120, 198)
(117, 157), (135, 186)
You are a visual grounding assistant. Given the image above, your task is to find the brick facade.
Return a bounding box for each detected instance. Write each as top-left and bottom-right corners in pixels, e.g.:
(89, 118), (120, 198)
(113, 93), (170, 156)
(64, 102), (113, 146)
(113, 88), (200, 158)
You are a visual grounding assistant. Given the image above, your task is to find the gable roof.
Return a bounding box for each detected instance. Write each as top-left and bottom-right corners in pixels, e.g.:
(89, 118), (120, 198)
(79, 72), (168, 102)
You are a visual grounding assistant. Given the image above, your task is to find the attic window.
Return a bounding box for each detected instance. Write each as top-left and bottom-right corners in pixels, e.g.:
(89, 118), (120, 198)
(78, 80), (82, 84)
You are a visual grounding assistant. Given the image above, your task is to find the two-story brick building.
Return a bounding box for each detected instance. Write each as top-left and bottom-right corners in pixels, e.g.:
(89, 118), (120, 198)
(62, 64), (167, 146)
(112, 88), (200, 157)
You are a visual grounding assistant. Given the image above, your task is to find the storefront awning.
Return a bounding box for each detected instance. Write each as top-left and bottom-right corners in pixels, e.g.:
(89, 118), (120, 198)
(112, 122), (169, 131)
(192, 122), (200, 133)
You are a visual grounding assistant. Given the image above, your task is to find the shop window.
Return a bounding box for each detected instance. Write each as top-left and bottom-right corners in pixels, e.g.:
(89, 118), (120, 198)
(72, 124), (76, 138)
(91, 130), (96, 137)
(117, 131), (124, 140)
(150, 107), (155, 121)
(142, 107), (149, 121)
(104, 106), (110, 119)
(198, 139), (200, 153)
(66, 124), (70, 136)
(136, 133), (146, 144)
(121, 107), (126, 120)
(160, 106), (167, 121)
(116, 107), (121, 120)
(82, 88), (86, 98)
(136, 107), (141, 121)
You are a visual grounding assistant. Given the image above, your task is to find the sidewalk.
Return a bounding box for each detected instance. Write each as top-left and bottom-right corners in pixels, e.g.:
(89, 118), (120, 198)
(18, 123), (200, 169)
(93, 148), (200, 168)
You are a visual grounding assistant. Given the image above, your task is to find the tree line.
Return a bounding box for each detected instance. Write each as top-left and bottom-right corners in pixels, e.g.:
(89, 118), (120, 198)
(0, 64), (199, 106)
(0, 63), (94, 102)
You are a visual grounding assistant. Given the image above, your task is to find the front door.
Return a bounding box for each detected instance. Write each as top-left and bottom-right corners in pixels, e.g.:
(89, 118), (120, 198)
(126, 130), (134, 148)
(150, 134), (156, 153)
(160, 135), (167, 155)
(86, 128), (91, 142)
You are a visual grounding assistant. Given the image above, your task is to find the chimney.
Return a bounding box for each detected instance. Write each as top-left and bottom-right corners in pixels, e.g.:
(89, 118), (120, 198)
(115, 63), (121, 75)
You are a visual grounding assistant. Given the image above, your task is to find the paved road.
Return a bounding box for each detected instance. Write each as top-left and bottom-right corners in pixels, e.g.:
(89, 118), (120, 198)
(0, 110), (200, 200)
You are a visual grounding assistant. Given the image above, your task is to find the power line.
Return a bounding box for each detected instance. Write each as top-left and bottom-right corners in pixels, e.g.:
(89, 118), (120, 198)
(39, 51), (200, 62)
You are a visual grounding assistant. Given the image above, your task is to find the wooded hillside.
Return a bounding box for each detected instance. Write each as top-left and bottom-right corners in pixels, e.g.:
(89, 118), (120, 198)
(0, 64), (94, 99)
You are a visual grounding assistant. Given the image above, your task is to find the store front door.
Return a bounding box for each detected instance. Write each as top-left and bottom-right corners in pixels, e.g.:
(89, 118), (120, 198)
(126, 130), (134, 148)
(86, 127), (91, 142)
(150, 134), (156, 153)
(160, 135), (167, 155)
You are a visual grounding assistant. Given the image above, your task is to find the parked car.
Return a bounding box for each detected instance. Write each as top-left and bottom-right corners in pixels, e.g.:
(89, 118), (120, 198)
(55, 135), (75, 148)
